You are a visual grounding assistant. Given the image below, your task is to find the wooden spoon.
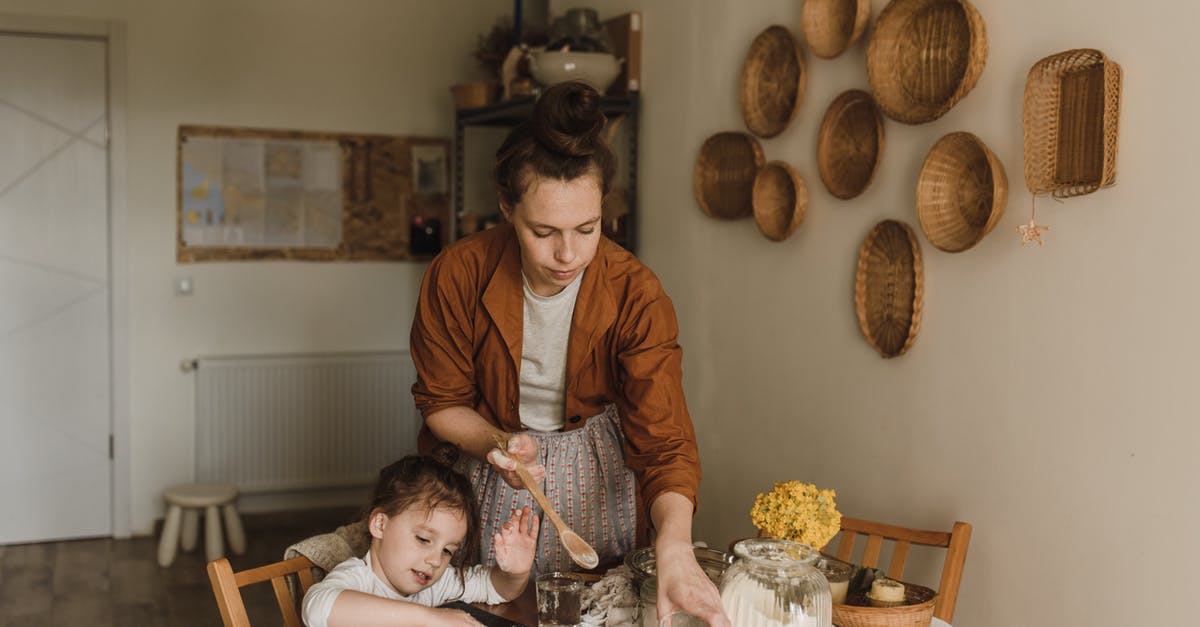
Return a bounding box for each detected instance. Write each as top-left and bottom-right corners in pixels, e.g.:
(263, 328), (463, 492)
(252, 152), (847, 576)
(492, 435), (599, 569)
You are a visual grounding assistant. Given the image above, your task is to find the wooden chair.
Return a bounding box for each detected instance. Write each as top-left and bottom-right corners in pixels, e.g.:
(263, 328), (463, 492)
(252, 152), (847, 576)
(207, 555), (317, 627)
(832, 517), (972, 623)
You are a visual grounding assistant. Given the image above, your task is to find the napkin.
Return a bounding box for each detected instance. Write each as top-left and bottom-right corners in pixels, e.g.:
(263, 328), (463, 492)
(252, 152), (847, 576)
(581, 565), (638, 627)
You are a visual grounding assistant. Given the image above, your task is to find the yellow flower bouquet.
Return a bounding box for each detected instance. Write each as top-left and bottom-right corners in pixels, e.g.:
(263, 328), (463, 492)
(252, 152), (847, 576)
(750, 480), (842, 550)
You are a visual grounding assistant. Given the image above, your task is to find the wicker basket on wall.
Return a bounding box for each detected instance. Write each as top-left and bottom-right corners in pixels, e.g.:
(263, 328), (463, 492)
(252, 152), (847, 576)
(818, 90), (885, 200)
(916, 131), (1007, 252)
(854, 220), (924, 358)
(1023, 48), (1122, 198)
(752, 161), (808, 242)
(833, 582), (938, 627)
(866, 0), (987, 124)
(694, 131), (766, 220)
(740, 25), (807, 138)
(802, 0), (872, 59)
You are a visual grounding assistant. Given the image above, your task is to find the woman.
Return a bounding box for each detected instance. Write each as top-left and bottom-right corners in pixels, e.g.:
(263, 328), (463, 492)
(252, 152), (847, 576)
(410, 81), (728, 626)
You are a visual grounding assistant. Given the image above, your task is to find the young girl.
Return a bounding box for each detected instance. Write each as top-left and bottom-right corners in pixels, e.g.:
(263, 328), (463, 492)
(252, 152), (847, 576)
(302, 454), (538, 627)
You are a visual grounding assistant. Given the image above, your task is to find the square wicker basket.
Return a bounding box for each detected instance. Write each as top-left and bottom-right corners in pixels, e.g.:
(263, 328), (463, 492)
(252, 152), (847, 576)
(1022, 48), (1122, 198)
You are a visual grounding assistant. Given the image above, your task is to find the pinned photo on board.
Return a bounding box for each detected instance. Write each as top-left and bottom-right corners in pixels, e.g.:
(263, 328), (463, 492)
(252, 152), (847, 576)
(412, 144), (448, 195)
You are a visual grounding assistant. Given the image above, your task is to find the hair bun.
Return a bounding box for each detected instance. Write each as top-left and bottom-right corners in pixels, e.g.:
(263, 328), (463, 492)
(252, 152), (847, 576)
(532, 81), (607, 158)
(430, 442), (461, 467)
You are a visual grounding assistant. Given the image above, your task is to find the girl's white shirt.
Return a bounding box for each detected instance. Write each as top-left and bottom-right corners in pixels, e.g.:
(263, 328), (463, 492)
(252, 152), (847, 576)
(301, 551), (505, 627)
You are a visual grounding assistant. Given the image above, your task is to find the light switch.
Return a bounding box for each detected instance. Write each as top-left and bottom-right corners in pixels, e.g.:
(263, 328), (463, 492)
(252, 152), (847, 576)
(175, 277), (193, 296)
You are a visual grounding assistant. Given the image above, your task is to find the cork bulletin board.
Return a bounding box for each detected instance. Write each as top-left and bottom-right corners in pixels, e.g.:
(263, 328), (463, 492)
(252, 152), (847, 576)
(177, 125), (450, 262)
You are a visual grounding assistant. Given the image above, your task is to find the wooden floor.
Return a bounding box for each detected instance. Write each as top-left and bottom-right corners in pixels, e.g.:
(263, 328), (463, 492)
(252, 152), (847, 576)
(0, 506), (360, 626)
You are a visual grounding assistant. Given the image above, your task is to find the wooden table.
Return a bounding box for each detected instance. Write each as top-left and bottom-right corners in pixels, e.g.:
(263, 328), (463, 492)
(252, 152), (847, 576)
(471, 583), (536, 625)
(474, 589), (959, 627)
(471, 570), (604, 626)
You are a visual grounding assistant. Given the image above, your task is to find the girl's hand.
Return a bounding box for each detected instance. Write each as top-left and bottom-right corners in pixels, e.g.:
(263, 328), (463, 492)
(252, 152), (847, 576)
(493, 506), (539, 576)
(424, 606), (484, 626)
(486, 433), (545, 489)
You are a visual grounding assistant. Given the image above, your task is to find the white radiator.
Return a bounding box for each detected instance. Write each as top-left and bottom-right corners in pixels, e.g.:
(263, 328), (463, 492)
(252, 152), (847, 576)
(193, 351), (418, 494)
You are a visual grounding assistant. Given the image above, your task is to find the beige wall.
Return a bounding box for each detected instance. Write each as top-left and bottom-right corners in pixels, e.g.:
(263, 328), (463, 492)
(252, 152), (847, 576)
(574, 0), (1196, 625)
(0, 0), (498, 535)
(4, 0), (1198, 624)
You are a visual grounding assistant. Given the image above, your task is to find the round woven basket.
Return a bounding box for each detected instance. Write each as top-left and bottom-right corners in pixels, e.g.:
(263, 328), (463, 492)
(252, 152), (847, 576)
(694, 132), (766, 220)
(833, 581), (938, 627)
(866, 0), (987, 124)
(854, 220), (923, 359)
(752, 161), (808, 242)
(818, 90), (885, 200)
(917, 131), (1007, 253)
(740, 25), (807, 138)
(451, 82), (496, 110)
(802, 0), (871, 59)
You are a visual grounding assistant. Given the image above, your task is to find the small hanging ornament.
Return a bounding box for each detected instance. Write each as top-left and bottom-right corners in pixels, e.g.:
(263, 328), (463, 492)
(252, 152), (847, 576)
(1017, 196), (1050, 246)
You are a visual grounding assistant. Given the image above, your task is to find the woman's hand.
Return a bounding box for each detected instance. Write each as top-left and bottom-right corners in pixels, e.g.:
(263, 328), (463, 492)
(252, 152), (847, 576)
(493, 506), (539, 576)
(654, 540), (731, 627)
(486, 432), (545, 489)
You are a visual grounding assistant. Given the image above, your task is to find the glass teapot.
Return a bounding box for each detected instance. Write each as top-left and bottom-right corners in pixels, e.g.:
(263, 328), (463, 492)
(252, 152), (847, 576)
(719, 538), (832, 627)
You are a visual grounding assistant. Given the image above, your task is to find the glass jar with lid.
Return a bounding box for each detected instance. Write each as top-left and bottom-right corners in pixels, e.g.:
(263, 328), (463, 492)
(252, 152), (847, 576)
(719, 538), (831, 627)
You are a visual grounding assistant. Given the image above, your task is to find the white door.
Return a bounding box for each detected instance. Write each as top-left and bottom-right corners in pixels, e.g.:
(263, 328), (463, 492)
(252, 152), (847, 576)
(0, 32), (111, 543)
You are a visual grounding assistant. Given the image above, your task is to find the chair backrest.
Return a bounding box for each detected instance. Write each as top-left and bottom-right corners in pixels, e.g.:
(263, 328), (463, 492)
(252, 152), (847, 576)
(207, 555), (317, 627)
(833, 517), (972, 623)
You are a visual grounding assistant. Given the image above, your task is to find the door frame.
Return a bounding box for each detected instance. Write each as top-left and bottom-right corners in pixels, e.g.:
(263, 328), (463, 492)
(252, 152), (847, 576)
(0, 13), (131, 538)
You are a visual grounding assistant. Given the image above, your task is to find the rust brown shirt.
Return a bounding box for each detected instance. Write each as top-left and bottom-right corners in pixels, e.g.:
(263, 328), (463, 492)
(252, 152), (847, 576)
(410, 224), (701, 526)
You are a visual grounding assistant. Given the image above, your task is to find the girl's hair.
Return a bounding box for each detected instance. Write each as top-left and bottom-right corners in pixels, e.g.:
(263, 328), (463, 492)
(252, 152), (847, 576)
(493, 80), (617, 209)
(365, 447), (480, 574)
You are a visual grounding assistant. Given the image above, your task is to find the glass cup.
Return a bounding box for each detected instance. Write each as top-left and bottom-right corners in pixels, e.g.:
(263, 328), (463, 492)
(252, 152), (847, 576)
(537, 572), (584, 626)
(818, 557), (853, 605)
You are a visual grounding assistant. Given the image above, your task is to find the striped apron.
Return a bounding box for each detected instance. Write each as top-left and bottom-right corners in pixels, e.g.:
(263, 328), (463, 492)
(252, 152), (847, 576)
(457, 405), (637, 575)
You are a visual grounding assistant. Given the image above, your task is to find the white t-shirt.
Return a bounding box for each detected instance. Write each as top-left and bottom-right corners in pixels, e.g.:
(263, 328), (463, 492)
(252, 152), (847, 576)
(518, 271), (583, 431)
(301, 552), (505, 627)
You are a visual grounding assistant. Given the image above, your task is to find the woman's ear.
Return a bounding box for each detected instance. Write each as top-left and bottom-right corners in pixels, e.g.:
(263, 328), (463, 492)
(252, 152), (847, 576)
(498, 201), (513, 223)
(368, 511), (388, 539)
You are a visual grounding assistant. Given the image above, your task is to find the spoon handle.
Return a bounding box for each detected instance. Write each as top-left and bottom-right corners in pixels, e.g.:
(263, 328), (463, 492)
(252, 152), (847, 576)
(491, 435), (570, 531)
(509, 457), (571, 533)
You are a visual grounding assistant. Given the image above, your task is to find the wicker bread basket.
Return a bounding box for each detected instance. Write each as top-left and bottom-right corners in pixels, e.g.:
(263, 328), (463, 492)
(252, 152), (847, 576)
(803, 0), (871, 59)
(818, 90), (886, 200)
(1023, 48), (1122, 198)
(740, 25), (807, 138)
(916, 131), (1007, 252)
(834, 581), (938, 627)
(752, 161), (808, 242)
(854, 220), (923, 358)
(694, 132), (766, 220)
(866, 0), (987, 124)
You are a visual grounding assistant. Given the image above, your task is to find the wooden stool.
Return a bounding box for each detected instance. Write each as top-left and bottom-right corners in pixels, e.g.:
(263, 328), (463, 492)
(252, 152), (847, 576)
(157, 483), (246, 567)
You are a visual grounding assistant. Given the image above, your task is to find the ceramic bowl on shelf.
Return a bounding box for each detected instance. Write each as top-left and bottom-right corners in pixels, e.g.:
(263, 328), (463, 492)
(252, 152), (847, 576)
(527, 49), (621, 94)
